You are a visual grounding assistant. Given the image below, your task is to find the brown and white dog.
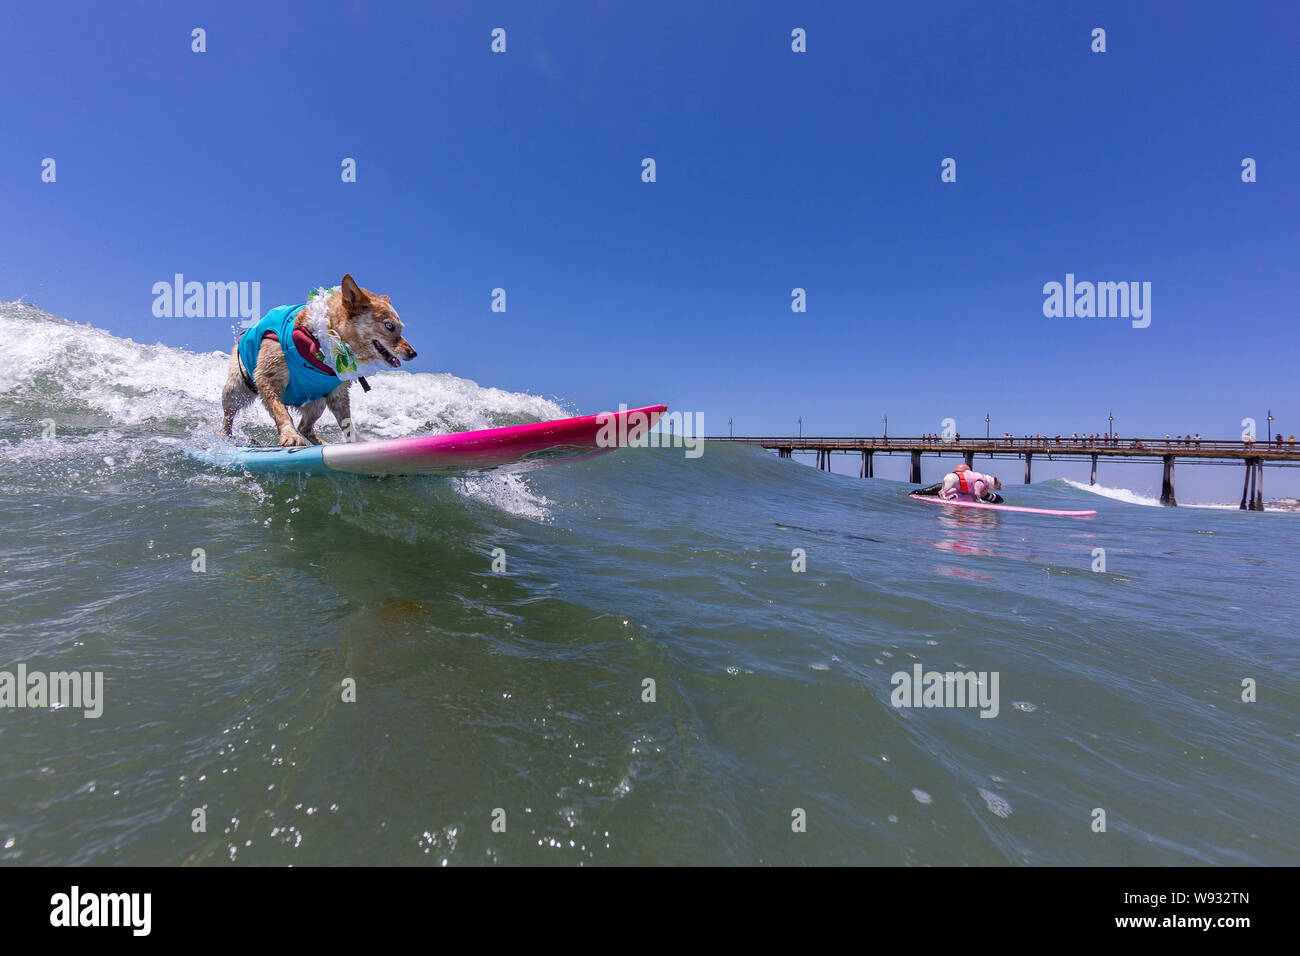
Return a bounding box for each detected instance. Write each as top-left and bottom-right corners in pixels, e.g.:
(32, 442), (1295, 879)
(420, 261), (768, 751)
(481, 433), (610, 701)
(220, 274), (417, 446)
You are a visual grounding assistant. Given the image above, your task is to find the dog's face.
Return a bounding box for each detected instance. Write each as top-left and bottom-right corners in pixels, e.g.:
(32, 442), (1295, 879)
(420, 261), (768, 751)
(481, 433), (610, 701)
(337, 274), (418, 368)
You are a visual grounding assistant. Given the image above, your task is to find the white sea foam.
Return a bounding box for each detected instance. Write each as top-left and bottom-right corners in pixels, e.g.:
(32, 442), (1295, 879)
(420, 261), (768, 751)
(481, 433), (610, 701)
(457, 472), (553, 521)
(1, 300), (569, 432)
(1062, 479), (1244, 511)
(1062, 479), (1162, 507)
(0, 301), (228, 426)
(351, 371), (570, 441)
(978, 788), (1013, 819)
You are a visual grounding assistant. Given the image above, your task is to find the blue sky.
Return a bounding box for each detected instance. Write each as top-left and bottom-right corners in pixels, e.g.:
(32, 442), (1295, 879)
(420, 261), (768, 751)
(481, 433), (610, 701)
(3, 0), (1297, 456)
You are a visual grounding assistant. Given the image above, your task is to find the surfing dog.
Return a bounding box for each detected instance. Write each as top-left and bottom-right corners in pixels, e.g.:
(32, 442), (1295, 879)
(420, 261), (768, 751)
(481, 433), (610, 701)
(220, 274), (417, 446)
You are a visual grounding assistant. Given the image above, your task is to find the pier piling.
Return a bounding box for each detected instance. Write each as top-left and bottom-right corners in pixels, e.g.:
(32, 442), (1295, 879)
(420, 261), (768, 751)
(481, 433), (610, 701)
(963, 451), (974, 468)
(1024, 452), (1032, 484)
(1160, 455), (1176, 506)
(909, 451), (922, 484)
(1090, 454), (1098, 485)
(1240, 457), (1265, 510)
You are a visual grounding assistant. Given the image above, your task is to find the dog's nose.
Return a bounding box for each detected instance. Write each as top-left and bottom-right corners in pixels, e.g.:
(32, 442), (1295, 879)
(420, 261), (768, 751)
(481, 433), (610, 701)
(403, 346), (418, 359)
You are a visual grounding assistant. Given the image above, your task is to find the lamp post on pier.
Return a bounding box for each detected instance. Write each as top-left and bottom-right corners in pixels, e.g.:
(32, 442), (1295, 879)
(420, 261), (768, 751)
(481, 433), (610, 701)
(883, 415), (888, 440)
(985, 413), (990, 440)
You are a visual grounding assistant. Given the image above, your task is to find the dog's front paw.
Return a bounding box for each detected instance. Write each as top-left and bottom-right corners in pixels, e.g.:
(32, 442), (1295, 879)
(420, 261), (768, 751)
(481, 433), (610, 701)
(279, 429), (310, 447)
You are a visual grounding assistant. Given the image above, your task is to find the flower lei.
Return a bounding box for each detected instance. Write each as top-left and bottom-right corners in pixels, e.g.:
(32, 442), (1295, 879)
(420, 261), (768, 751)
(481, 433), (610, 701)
(303, 287), (390, 380)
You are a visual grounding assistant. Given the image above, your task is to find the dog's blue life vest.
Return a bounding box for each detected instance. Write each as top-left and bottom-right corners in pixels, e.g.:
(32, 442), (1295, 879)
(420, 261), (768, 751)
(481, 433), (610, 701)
(237, 303), (341, 406)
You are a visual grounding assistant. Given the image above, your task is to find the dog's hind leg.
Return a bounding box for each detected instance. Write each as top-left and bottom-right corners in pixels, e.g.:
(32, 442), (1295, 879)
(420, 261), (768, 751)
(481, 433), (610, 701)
(220, 345), (257, 438)
(325, 383), (357, 442)
(297, 400), (327, 444)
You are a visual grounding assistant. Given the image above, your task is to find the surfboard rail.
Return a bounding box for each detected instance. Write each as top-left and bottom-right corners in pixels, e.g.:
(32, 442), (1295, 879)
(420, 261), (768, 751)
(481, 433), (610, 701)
(191, 404), (667, 477)
(908, 493), (1097, 517)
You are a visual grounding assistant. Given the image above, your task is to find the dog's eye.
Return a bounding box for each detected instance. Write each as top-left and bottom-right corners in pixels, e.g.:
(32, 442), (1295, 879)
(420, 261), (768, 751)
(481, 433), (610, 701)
(384, 322), (395, 332)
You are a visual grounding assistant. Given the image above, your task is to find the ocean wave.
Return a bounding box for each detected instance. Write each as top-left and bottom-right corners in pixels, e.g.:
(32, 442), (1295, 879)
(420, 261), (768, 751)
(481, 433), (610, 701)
(1060, 478), (1273, 511)
(0, 299), (572, 439)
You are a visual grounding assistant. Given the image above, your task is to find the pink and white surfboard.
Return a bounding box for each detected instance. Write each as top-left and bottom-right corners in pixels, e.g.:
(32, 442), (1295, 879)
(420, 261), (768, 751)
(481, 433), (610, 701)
(196, 404), (668, 477)
(909, 493), (1097, 518)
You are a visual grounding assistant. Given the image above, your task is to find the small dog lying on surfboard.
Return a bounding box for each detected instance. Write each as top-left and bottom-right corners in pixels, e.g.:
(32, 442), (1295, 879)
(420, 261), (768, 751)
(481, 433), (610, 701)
(220, 275), (417, 446)
(913, 463), (1004, 503)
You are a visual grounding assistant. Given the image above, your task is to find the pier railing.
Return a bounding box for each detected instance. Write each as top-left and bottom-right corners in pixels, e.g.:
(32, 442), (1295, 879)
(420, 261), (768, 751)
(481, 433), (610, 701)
(707, 436), (1300, 459)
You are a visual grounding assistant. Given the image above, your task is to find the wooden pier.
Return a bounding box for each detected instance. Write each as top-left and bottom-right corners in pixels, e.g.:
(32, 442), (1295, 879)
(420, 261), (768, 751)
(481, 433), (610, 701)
(708, 436), (1300, 509)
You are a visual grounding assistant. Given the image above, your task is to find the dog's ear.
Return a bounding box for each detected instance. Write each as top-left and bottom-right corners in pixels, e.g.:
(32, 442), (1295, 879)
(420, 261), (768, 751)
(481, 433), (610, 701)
(341, 274), (368, 314)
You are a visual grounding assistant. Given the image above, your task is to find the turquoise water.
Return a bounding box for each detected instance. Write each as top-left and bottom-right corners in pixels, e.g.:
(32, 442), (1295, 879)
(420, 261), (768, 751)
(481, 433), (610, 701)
(2, 302), (1298, 865)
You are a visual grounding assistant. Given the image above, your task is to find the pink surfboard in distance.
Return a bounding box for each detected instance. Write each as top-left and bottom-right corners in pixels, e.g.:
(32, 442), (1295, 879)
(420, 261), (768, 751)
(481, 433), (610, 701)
(909, 493), (1097, 518)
